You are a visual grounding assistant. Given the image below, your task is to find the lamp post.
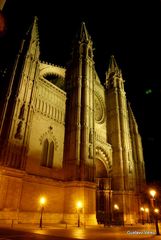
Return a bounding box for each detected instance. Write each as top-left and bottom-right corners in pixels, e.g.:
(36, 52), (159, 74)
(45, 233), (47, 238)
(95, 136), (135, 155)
(39, 197), (46, 229)
(114, 204), (119, 225)
(149, 189), (160, 235)
(140, 207), (144, 225)
(154, 208), (160, 235)
(76, 201), (83, 227)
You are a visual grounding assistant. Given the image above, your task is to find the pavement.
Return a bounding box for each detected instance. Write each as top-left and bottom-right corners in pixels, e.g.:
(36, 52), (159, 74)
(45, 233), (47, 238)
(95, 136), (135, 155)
(1, 222), (161, 239)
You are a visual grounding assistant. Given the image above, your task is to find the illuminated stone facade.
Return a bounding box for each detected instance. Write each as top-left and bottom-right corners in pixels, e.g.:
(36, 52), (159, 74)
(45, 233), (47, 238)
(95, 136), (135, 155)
(0, 18), (146, 225)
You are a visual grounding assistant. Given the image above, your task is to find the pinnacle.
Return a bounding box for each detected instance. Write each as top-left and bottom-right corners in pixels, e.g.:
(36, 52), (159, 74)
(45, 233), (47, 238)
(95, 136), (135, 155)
(31, 15), (39, 41)
(106, 55), (122, 78)
(80, 21), (90, 42)
(104, 55), (123, 88)
(109, 55), (120, 73)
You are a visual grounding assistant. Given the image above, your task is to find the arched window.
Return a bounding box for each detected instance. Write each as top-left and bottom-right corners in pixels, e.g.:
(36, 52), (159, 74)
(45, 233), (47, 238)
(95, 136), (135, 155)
(41, 139), (54, 168)
(41, 139), (48, 166)
(48, 141), (54, 168)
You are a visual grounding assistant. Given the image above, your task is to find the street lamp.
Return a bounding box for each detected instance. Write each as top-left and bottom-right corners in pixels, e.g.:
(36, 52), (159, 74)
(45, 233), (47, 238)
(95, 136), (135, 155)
(154, 208), (160, 235)
(114, 204), (119, 210)
(39, 196), (46, 229)
(149, 189), (160, 235)
(113, 204), (119, 225)
(76, 201), (83, 227)
(149, 190), (156, 208)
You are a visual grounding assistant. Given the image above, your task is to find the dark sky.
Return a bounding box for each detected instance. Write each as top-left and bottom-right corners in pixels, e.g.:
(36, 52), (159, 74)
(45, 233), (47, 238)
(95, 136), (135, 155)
(1, 0), (161, 183)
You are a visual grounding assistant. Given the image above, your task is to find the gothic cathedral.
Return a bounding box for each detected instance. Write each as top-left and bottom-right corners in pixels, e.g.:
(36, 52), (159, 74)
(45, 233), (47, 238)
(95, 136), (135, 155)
(0, 17), (146, 225)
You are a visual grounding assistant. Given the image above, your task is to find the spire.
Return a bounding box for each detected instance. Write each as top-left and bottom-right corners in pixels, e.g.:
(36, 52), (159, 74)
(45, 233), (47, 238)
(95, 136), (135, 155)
(71, 22), (93, 61)
(30, 16), (39, 42)
(106, 55), (121, 78)
(79, 22), (90, 42)
(109, 55), (119, 72)
(23, 16), (40, 57)
(108, 55), (120, 73)
(22, 16), (39, 45)
(105, 55), (123, 88)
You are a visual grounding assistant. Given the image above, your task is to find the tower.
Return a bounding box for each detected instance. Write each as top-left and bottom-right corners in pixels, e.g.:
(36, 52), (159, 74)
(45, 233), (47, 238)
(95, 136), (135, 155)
(0, 17), (40, 169)
(105, 55), (144, 224)
(64, 22), (95, 181)
(63, 22), (97, 224)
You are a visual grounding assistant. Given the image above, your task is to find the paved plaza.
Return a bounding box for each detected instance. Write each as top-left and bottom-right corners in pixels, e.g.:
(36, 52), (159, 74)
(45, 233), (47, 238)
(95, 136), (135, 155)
(1, 223), (161, 240)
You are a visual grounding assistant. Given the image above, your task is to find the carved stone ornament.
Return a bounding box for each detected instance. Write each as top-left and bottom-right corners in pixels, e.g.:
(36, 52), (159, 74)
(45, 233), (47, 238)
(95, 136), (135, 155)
(39, 127), (58, 150)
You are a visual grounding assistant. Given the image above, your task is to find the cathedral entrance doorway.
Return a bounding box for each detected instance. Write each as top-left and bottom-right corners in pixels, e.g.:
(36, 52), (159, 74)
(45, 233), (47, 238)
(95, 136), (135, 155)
(95, 159), (112, 225)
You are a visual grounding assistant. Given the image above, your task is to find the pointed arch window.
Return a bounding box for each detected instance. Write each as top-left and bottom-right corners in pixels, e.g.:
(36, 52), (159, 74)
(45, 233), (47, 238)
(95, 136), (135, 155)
(48, 141), (54, 168)
(42, 139), (49, 166)
(41, 139), (54, 168)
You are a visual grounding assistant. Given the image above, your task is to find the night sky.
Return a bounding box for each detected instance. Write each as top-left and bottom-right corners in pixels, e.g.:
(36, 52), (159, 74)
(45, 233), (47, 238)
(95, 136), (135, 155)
(1, 0), (161, 183)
